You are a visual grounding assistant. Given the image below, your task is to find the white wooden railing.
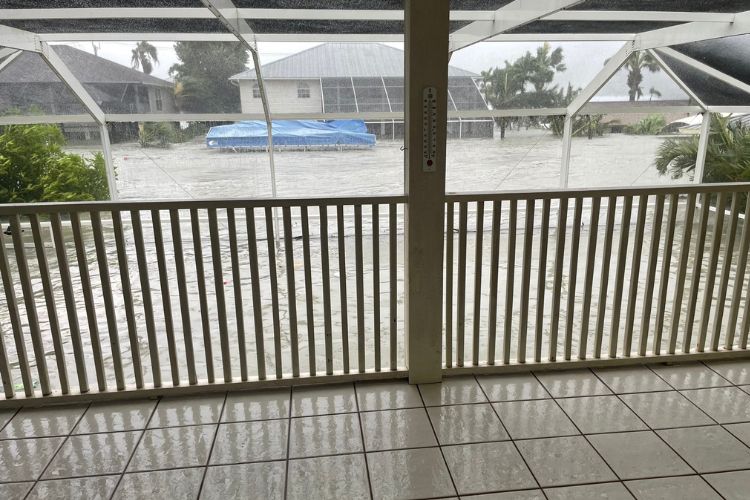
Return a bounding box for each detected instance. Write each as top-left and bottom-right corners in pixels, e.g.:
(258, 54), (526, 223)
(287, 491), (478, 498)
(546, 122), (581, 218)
(0, 196), (405, 401)
(444, 183), (750, 369)
(2, 184), (750, 403)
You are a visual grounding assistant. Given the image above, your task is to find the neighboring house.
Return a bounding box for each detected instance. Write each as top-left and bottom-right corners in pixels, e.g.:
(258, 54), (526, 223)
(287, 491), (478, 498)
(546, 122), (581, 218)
(0, 45), (175, 141)
(230, 42), (493, 139)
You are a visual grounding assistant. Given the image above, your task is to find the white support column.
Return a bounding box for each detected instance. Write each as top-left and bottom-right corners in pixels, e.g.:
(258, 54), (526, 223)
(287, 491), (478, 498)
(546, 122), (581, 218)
(694, 112), (712, 184)
(405, 0), (450, 384)
(99, 124), (118, 200)
(560, 115), (573, 188)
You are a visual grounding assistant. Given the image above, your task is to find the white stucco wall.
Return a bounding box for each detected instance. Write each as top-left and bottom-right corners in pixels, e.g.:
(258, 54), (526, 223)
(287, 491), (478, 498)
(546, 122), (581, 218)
(238, 79), (323, 114)
(147, 86), (175, 113)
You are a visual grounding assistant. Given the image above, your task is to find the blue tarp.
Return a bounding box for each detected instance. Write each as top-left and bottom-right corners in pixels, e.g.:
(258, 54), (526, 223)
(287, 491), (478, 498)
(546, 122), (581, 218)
(206, 120), (376, 149)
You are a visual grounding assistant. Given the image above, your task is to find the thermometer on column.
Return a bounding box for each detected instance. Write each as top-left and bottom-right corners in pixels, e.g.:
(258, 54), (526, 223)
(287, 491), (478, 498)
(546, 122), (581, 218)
(422, 86), (437, 172)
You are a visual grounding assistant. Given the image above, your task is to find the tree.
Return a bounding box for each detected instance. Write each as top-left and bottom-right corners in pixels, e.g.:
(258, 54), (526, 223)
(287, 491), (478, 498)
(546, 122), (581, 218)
(0, 124), (109, 203)
(608, 52), (661, 102)
(169, 42), (248, 113)
(131, 41), (159, 75)
(481, 62), (523, 139)
(655, 115), (750, 183)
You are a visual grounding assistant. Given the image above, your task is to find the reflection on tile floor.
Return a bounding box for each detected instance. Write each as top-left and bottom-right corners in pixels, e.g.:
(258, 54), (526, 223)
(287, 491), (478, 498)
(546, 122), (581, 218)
(0, 361), (749, 499)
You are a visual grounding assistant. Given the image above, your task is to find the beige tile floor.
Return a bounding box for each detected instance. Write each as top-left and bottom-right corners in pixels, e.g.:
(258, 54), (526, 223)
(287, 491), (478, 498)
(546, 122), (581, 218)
(0, 360), (750, 499)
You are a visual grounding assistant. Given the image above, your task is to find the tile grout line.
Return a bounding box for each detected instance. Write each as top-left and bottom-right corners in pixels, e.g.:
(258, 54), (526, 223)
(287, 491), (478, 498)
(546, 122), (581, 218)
(107, 395), (162, 500)
(195, 391), (229, 499)
(415, 383), (460, 499)
(473, 374), (551, 500)
(283, 385), (293, 500)
(592, 365), (728, 499)
(352, 383), (374, 500)
(23, 401), (92, 500)
(528, 370), (626, 490)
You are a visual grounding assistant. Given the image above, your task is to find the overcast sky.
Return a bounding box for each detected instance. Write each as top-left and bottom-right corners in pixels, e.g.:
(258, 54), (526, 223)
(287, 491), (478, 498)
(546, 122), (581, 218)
(65, 40), (687, 101)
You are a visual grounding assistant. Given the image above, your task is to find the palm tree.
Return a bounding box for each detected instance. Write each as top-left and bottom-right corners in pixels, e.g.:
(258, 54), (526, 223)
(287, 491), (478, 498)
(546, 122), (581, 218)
(481, 62), (523, 139)
(623, 52), (660, 102)
(655, 115), (750, 183)
(131, 41), (159, 75)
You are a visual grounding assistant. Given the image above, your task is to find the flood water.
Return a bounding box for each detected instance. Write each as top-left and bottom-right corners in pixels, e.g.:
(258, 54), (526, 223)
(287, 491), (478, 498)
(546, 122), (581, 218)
(2, 131), (746, 395)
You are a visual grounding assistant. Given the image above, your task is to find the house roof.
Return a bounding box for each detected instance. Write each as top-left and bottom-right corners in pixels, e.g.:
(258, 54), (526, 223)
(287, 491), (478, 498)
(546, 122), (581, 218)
(0, 45), (173, 87)
(231, 43), (478, 80)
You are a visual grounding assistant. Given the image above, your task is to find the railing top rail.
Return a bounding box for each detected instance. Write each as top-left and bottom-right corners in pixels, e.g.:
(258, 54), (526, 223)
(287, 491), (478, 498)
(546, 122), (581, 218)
(0, 194), (408, 216)
(445, 182), (750, 202)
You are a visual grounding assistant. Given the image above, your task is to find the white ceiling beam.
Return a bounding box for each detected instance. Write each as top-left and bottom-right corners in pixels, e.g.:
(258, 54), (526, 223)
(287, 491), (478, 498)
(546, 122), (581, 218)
(0, 8), (736, 23)
(0, 24), (40, 51)
(36, 32), (404, 42)
(39, 43), (103, 124)
(634, 10), (750, 49)
(485, 33), (633, 41)
(0, 114), (94, 125)
(566, 42), (631, 116)
(449, 0), (586, 52)
(200, 0), (258, 51)
(647, 49), (707, 110)
(658, 46), (750, 97)
(544, 11), (735, 23)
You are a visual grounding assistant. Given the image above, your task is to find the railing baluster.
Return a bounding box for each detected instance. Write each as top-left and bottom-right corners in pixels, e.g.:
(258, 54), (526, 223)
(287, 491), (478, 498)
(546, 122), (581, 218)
(90, 212), (125, 390)
(354, 204), (366, 373)
(456, 201), (468, 367)
(549, 197), (568, 362)
(336, 205), (350, 374)
(30, 215), (68, 394)
(504, 199), (517, 365)
(389, 203), (398, 371)
(245, 208), (266, 380)
(169, 209), (197, 385)
(71, 212), (107, 391)
(579, 197), (600, 360)
(0, 321), (13, 398)
(50, 213), (88, 393)
(472, 201), (485, 366)
(640, 195), (665, 357)
(151, 210), (179, 386)
(741, 274), (750, 349)
(487, 201), (501, 365)
(301, 206), (317, 376)
(711, 194), (740, 352)
(10, 214), (51, 396)
(683, 194), (711, 353)
(564, 198), (583, 361)
(445, 202), (454, 368)
(372, 204), (381, 372)
(227, 208), (248, 381)
(654, 194), (678, 355)
(609, 196), (632, 359)
(132, 210), (161, 387)
(281, 206), (300, 378)
(319, 206), (333, 375)
(699, 192), (728, 352)
(208, 208), (231, 382)
(669, 193), (696, 354)
(623, 195), (648, 357)
(595, 196), (617, 359)
(535, 199), (550, 363)
(0, 219), (34, 396)
(519, 199), (534, 364)
(726, 195), (750, 350)
(190, 208), (214, 383)
(265, 207), (283, 378)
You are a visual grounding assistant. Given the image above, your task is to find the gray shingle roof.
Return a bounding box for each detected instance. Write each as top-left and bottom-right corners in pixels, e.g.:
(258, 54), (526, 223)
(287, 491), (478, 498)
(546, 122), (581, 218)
(231, 43), (478, 80)
(0, 45), (172, 87)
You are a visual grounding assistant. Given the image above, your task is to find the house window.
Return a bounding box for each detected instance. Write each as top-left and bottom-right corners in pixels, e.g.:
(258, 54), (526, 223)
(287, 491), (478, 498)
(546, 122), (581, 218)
(253, 83), (261, 98)
(297, 82), (310, 99)
(155, 88), (163, 111)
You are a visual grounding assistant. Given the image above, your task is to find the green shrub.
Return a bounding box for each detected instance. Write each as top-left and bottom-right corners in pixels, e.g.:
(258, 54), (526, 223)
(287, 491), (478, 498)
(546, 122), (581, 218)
(626, 114), (667, 135)
(138, 122), (176, 148)
(0, 123), (109, 203)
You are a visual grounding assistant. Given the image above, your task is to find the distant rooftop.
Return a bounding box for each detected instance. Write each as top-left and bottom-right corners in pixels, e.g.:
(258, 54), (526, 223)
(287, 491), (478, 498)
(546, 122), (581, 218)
(0, 45), (173, 87)
(231, 42), (478, 80)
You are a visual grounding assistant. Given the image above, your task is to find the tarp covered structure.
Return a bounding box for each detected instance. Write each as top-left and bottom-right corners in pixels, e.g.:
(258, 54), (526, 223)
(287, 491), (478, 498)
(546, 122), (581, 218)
(205, 120), (376, 149)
